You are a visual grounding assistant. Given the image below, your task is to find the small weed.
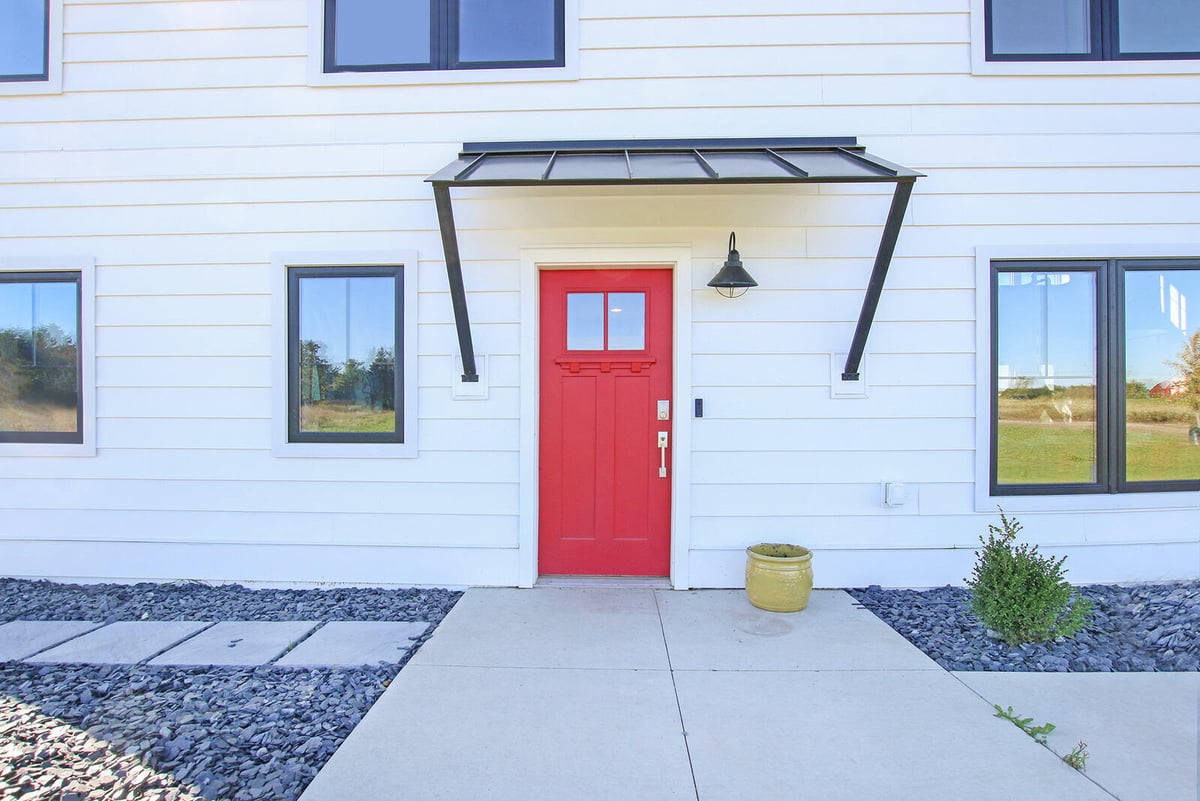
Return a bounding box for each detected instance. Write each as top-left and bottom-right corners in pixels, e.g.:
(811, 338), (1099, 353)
(1063, 741), (1089, 771)
(994, 704), (1056, 745)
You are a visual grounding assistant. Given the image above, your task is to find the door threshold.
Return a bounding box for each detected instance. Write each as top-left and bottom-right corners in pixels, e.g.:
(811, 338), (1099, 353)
(535, 575), (672, 590)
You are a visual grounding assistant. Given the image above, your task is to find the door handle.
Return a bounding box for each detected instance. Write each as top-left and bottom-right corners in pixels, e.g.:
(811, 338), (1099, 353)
(657, 431), (669, 478)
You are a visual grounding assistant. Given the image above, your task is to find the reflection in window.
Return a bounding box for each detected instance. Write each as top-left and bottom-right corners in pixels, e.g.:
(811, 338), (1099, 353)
(0, 0), (48, 81)
(994, 270), (1097, 485)
(1118, 0), (1200, 54)
(566, 291), (647, 351)
(290, 268), (401, 441)
(330, 0), (431, 69)
(1124, 269), (1200, 482)
(607, 293), (645, 350)
(989, 0), (1092, 56)
(324, 0), (565, 73)
(566, 293), (604, 350)
(986, 0), (1200, 60)
(457, 0), (558, 64)
(0, 274), (80, 440)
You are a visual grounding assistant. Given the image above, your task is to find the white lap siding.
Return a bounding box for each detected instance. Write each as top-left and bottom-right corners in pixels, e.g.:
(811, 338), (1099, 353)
(0, 0), (1196, 585)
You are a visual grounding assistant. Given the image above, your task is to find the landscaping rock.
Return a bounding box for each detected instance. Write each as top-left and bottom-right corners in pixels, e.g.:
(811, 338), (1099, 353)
(0, 580), (460, 801)
(850, 580), (1200, 672)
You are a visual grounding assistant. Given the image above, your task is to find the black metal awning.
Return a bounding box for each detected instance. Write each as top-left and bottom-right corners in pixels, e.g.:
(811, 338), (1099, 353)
(427, 137), (923, 381)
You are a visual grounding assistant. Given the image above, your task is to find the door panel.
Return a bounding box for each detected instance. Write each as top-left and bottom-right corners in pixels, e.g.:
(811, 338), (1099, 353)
(539, 268), (673, 576)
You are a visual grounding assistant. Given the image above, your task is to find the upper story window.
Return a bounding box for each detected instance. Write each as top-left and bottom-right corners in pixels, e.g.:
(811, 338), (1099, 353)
(986, 0), (1200, 61)
(992, 259), (1200, 495)
(0, 271), (82, 443)
(324, 0), (565, 73)
(0, 0), (49, 82)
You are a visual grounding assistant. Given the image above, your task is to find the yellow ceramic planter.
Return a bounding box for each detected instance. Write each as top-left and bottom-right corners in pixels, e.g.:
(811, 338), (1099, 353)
(745, 544), (814, 612)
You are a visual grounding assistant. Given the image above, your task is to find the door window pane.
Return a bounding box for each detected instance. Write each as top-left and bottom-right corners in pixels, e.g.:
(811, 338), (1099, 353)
(297, 275), (397, 435)
(995, 271), (1097, 485)
(1124, 268), (1200, 482)
(457, 0), (558, 63)
(566, 293), (604, 350)
(0, 0), (47, 79)
(0, 277), (79, 435)
(607, 293), (645, 351)
(332, 0), (431, 67)
(1118, 0), (1200, 54)
(990, 0), (1092, 55)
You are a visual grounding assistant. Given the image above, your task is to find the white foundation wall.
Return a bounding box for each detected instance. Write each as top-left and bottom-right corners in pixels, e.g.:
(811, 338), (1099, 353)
(0, 0), (1197, 587)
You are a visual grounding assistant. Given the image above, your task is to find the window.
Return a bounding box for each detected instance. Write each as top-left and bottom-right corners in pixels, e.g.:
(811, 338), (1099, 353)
(287, 266), (405, 444)
(992, 259), (1200, 494)
(566, 292), (646, 351)
(0, 0), (49, 81)
(324, 0), (564, 73)
(986, 0), (1200, 61)
(0, 271), (82, 443)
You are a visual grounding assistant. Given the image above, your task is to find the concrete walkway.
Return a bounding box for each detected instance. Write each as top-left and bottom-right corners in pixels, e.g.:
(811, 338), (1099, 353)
(299, 588), (1200, 801)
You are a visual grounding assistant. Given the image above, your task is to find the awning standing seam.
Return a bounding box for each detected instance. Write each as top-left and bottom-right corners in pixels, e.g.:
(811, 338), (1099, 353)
(426, 138), (923, 382)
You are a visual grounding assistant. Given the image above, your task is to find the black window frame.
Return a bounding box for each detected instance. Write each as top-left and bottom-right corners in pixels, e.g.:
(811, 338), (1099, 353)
(985, 0), (1200, 62)
(0, 0), (50, 82)
(0, 270), (83, 444)
(323, 0), (566, 74)
(991, 258), (1200, 496)
(286, 265), (405, 445)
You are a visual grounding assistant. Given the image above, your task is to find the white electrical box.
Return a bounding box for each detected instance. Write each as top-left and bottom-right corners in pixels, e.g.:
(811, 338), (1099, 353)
(883, 481), (907, 507)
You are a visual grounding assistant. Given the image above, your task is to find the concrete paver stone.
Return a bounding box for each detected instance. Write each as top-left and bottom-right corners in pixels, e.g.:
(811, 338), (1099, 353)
(148, 621), (321, 666)
(275, 621), (429, 666)
(299, 664), (695, 801)
(675, 668), (1110, 801)
(0, 621), (104, 662)
(27, 621), (212, 665)
(657, 588), (942, 671)
(954, 671), (1200, 801)
(408, 587), (669, 670)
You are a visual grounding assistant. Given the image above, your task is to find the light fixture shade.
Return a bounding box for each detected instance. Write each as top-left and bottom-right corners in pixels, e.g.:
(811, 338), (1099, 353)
(708, 232), (758, 298)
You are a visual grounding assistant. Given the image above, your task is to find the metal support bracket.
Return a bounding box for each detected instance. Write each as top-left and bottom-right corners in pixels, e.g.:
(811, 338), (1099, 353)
(432, 183), (479, 382)
(841, 179), (916, 381)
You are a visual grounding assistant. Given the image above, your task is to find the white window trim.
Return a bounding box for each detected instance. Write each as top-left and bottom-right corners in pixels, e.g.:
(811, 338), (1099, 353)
(974, 244), (1200, 513)
(0, 0), (63, 96)
(305, 0), (579, 87)
(969, 0), (1200, 76)
(0, 256), (95, 457)
(271, 251), (418, 458)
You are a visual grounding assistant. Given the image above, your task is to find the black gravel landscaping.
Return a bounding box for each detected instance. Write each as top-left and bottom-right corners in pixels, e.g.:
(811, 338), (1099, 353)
(0, 580), (461, 801)
(850, 580), (1200, 673)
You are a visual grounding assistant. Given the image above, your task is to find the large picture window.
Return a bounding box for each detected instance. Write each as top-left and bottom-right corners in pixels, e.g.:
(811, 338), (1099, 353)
(992, 259), (1200, 494)
(324, 0), (564, 73)
(287, 266), (405, 444)
(986, 0), (1200, 61)
(0, 271), (82, 443)
(0, 0), (49, 81)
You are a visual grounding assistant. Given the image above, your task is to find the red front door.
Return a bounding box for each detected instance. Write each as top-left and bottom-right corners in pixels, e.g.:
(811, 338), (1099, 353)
(538, 269), (673, 576)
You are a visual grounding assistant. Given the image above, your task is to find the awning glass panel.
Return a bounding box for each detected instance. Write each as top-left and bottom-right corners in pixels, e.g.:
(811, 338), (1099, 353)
(629, 152), (711, 180)
(778, 150), (893, 179)
(698, 151), (798, 179)
(548, 153), (629, 181)
(465, 154), (549, 182)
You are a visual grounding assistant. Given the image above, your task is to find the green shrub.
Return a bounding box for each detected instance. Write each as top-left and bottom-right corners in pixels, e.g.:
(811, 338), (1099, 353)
(966, 509), (1092, 646)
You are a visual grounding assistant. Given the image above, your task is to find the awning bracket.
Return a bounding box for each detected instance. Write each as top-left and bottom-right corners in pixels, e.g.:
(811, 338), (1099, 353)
(841, 179), (916, 381)
(432, 183), (479, 382)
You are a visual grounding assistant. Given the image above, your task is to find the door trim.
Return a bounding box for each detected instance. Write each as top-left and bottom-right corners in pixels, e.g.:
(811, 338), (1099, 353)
(518, 245), (694, 589)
